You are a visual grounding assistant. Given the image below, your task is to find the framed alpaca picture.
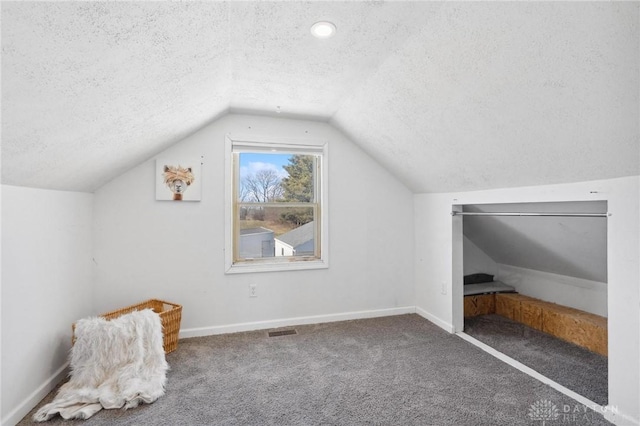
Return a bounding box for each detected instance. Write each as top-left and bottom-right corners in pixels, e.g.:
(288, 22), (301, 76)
(155, 158), (202, 201)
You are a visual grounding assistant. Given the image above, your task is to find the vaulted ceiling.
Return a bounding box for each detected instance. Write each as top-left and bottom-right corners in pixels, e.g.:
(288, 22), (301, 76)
(2, 2), (638, 193)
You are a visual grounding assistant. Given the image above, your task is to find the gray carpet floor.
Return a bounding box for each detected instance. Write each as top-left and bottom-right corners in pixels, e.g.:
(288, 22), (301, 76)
(19, 314), (611, 425)
(464, 314), (608, 406)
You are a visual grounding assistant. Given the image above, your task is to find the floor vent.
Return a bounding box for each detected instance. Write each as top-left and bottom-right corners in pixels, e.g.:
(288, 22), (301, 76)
(268, 329), (297, 337)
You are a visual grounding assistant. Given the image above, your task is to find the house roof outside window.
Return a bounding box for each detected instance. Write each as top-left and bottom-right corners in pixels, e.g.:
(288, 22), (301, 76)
(275, 221), (314, 250)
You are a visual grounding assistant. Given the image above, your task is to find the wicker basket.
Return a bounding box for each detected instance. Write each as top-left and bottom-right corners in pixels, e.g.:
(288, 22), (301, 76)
(73, 299), (182, 354)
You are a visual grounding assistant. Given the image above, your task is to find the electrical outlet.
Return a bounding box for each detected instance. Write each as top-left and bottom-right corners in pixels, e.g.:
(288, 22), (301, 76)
(441, 281), (447, 295)
(249, 283), (257, 298)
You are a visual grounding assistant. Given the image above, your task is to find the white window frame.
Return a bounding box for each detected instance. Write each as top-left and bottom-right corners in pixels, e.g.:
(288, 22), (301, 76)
(224, 134), (329, 274)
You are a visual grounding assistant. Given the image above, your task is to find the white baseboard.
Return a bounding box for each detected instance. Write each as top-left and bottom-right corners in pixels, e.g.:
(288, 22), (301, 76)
(2, 362), (68, 426)
(179, 306), (416, 339)
(457, 331), (599, 405)
(604, 409), (640, 426)
(4, 306), (417, 425)
(457, 332), (639, 426)
(414, 307), (454, 333)
(12, 306), (631, 425)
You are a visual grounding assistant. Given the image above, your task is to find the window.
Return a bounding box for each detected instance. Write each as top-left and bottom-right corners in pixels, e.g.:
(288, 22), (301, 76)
(225, 135), (328, 273)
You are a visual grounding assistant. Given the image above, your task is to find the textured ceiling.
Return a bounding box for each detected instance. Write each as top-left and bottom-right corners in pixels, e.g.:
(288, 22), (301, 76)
(2, 2), (638, 193)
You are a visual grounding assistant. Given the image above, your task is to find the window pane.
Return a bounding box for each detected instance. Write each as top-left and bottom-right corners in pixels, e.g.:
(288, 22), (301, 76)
(238, 153), (315, 203)
(238, 206), (316, 259)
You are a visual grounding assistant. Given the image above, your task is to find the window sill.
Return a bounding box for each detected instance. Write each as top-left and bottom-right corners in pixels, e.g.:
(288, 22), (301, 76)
(225, 259), (328, 274)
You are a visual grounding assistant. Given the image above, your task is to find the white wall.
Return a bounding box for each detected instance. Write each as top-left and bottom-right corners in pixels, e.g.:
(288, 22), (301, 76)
(92, 114), (415, 335)
(1, 185), (93, 426)
(414, 176), (640, 425)
(497, 263), (607, 317)
(463, 233), (606, 316)
(463, 201), (608, 283)
(463, 235), (497, 276)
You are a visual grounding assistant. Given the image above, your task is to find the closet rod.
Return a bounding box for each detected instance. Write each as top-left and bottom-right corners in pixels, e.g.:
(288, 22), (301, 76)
(450, 212), (609, 217)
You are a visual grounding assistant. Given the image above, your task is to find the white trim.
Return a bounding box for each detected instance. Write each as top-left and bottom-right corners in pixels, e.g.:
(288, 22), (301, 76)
(603, 409), (640, 426)
(224, 134), (234, 271)
(228, 134), (327, 151)
(415, 307), (455, 333)
(225, 259), (328, 274)
(455, 332), (627, 423)
(410, 308), (636, 423)
(2, 363), (69, 426)
(224, 134), (329, 274)
(178, 306), (416, 339)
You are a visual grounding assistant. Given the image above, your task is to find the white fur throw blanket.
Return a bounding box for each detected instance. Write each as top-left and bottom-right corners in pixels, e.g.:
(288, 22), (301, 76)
(34, 309), (169, 421)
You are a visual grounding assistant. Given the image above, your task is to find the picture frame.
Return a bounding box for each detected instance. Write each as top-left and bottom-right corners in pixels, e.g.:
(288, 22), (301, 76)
(155, 158), (202, 201)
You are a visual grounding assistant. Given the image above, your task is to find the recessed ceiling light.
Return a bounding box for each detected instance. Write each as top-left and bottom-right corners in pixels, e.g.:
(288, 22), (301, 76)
(310, 21), (336, 39)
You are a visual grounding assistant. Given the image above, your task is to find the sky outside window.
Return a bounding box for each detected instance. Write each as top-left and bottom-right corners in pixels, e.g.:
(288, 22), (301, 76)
(239, 153), (291, 181)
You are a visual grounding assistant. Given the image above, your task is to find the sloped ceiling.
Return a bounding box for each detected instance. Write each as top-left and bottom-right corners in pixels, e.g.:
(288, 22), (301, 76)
(463, 201), (607, 283)
(2, 2), (638, 193)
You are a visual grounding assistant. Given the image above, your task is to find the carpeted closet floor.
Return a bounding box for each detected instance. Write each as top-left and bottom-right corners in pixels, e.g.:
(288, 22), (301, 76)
(464, 314), (608, 406)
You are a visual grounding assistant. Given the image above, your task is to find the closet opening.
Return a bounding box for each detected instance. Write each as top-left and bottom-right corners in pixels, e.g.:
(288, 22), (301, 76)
(453, 200), (608, 406)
